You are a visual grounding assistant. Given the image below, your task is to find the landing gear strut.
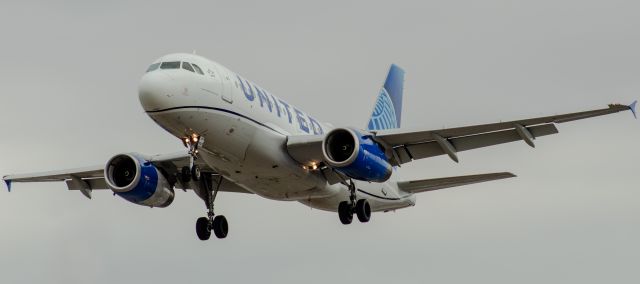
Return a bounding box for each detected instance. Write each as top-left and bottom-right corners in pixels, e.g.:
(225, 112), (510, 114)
(195, 173), (229, 240)
(182, 134), (204, 181)
(338, 180), (371, 225)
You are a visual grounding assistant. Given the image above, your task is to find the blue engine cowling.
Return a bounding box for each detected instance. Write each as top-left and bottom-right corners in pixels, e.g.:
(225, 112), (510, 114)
(321, 128), (392, 182)
(104, 153), (175, 208)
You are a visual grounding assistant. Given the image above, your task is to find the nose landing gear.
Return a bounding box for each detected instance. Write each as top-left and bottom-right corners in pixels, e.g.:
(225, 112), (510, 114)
(194, 173), (229, 240)
(178, 133), (229, 240)
(181, 133), (204, 181)
(180, 165), (202, 183)
(338, 180), (371, 225)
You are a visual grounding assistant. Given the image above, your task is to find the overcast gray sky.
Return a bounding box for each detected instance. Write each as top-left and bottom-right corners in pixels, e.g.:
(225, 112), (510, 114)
(1, 0), (639, 283)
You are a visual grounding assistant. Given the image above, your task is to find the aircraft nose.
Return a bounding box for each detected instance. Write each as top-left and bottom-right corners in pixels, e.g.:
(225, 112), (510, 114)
(138, 71), (182, 111)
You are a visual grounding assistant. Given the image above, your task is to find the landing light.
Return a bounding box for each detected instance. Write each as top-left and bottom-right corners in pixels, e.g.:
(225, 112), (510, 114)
(303, 162), (318, 171)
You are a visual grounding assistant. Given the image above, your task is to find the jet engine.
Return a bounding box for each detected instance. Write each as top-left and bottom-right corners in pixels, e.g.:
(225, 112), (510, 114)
(104, 153), (175, 208)
(322, 128), (392, 182)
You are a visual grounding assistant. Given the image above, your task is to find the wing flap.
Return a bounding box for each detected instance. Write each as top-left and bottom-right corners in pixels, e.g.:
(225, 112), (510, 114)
(65, 178), (109, 191)
(399, 124), (558, 161)
(397, 172), (516, 193)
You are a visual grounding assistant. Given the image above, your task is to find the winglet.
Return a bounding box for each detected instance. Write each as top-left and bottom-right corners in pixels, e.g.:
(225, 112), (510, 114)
(3, 178), (11, 192)
(629, 100), (637, 119)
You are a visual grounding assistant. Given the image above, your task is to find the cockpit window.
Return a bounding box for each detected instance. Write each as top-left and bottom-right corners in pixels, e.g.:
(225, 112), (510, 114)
(182, 62), (195, 72)
(146, 63), (160, 72)
(160, 61), (180, 69)
(191, 63), (204, 75)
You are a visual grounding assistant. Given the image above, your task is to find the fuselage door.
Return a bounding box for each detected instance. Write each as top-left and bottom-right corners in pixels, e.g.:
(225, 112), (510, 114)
(210, 65), (233, 104)
(220, 69), (234, 104)
(204, 65), (226, 103)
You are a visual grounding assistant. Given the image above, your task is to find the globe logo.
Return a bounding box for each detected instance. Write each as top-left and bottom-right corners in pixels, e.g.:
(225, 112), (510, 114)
(368, 88), (398, 130)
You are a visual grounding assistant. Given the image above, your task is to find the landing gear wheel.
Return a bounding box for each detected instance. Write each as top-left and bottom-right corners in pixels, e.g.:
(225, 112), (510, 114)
(338, 201), (353, 225)
(181, 166), (191, 183)
(196, 217), (211, 240)
(191, 165), (201, 181)
(212, 215), (228, 239)
(355, 199), (371, 223)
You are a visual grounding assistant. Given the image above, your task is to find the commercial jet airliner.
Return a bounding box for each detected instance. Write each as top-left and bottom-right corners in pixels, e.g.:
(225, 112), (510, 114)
(4, 53), (636, 240)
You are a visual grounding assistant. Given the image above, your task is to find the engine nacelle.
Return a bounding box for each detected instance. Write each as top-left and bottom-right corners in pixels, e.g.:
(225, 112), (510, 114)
(322, 128), (392, 182)
(104, 153), (175, 208)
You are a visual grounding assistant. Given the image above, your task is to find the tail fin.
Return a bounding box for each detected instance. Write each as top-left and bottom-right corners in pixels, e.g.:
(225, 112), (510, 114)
(367, 64), (405, 130)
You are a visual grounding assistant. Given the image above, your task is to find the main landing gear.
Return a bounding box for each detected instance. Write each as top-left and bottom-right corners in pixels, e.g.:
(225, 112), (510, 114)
(338, 180), (371, 225)
(195, 173), (228, 240)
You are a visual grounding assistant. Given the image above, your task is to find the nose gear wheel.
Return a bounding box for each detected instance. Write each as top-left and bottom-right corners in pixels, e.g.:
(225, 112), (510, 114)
(194, 173), (229, 240)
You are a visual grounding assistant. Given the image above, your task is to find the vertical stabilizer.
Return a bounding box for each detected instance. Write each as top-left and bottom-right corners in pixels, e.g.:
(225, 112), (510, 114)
(367, 64), (405, 130)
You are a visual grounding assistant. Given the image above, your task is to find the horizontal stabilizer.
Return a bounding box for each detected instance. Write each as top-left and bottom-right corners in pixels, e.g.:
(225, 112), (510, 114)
(397, 172), (516, 194)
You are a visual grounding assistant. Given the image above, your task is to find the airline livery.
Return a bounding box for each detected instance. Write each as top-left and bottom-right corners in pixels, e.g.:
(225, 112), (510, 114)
(4, 53), (636, 240)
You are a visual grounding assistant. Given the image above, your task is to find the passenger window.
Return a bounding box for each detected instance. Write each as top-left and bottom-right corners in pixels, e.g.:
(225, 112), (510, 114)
(146, 63), (160, 72)
(191, 64), (204, 75)
(182, 62), (195, 72)
(160, 61), (180, 69)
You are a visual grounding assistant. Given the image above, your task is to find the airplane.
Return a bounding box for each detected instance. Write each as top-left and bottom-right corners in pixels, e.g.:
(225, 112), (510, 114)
(3, 53), (636, 240)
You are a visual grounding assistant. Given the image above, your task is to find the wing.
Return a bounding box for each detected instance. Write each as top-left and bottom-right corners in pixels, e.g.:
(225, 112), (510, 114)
(397, 172), (516, 193)
(287, 102), (636, 166)
(3, 152), (251, 197)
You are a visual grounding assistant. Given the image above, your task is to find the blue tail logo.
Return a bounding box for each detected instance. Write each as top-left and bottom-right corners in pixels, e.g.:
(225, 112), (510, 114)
(367, 64), (405, 130)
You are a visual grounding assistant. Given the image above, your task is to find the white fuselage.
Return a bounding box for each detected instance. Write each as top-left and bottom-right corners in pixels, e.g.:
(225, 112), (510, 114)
(138, 53), (416, 212)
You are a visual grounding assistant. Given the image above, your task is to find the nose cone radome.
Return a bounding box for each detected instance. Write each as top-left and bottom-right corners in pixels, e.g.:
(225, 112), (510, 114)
(138, 72), (181, 111)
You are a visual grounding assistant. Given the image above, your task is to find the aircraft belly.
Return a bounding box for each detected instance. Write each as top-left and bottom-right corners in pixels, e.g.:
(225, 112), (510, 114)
(171, 118), (334, 201)
(233, 127), (336, 200)
(147, 106), (338, 200)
